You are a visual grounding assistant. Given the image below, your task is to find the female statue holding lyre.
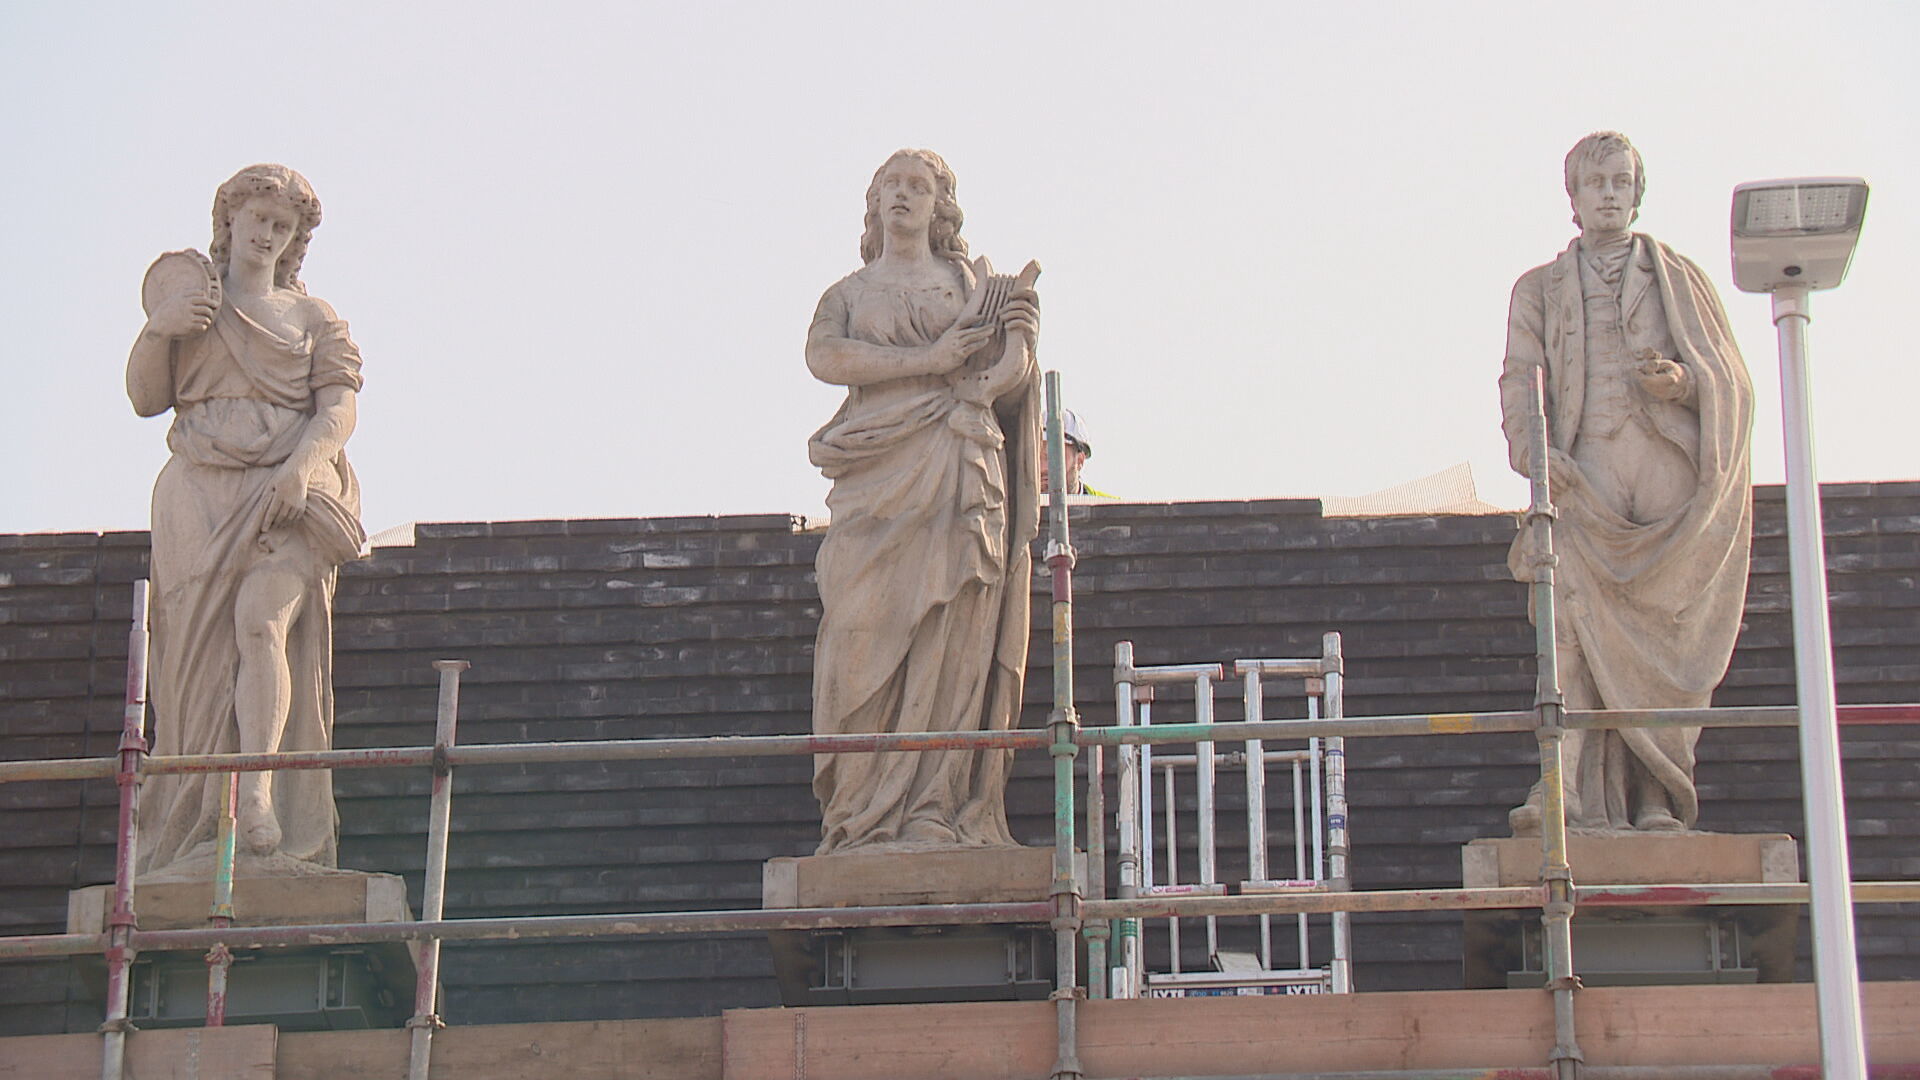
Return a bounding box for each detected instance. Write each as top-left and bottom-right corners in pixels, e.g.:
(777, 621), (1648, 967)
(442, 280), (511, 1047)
(805, 149), (1042, 854)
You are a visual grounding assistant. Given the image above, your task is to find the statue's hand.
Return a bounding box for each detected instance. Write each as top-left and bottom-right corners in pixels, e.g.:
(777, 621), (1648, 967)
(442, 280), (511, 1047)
(1546, 448), (1581, 500)
(262, 465), (310, 532)
(1002, 260), (1041, 338)
(926, 318), (997, 375)
(946, 259), (1040, 401)
(998, 294), (1039, 344)
(1636, 350), (1689, 402)
(949, 332), (1033, 406)
(145, 293), (217, 339)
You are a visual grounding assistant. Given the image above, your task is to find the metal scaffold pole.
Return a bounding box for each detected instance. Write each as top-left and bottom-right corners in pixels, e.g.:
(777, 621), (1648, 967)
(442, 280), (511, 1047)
(407, 660), (469, 1080)
(1044, 371), (1085, 1080)
(203, 769), (238, 1026)
(99, 581), (151, 1080)
(1240, 664), (1273, 968)
(8, 702), (1909, 790)
(1523, 369), (1582, 1080)
(1113, 641), (1141, 998)
(1086, 695), (1108, 1000)
(1322, 632), (1352, 993)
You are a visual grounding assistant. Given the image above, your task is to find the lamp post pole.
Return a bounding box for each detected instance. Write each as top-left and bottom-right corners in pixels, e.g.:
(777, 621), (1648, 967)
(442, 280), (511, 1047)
(1771, 282), (1868, 1079)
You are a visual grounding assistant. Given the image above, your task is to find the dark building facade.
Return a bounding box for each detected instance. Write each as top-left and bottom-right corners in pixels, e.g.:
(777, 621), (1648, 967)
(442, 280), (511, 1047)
(3, 483), (1917, 1034)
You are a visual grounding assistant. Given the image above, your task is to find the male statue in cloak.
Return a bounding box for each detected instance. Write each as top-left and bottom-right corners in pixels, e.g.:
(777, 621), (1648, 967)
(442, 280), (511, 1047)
(1501, 132), (1754, 835)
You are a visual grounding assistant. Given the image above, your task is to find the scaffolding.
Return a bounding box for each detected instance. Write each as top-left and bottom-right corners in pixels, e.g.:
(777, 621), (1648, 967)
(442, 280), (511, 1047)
(1111, 637), (1353, 999)
(2, 373), (1920, 1079)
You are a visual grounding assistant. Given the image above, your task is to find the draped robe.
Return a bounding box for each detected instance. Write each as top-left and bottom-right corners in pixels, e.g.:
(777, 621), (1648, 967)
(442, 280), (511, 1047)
(806, 268), (1041, 854)
(1500, 234), (1753, 830)
(137, 299), (365, 877)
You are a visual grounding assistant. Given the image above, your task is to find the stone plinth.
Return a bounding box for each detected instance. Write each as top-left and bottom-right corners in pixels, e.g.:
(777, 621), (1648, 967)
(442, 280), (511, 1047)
(763, 846), (1079, 909)
(1462, 833), (1800, 988)
(1461, 832), (1800, 889)
(763, 847), (1080, 1006)
(67, 869), (418, 1030)
(68, 869), (409, 933)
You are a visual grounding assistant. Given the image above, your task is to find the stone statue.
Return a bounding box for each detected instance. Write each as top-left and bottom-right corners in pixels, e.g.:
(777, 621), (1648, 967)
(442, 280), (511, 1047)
(1501, 132), (1754, 835)
(127, 165), (365, 877)
(805, 149), (1042, 854)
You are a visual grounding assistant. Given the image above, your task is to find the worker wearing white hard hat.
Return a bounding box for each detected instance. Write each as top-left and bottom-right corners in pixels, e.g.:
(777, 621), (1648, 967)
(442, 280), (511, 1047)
(1040, 409), (1113, 498)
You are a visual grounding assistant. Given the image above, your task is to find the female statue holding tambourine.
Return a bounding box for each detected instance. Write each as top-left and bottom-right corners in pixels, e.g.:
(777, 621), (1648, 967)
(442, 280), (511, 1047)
(127, 164), (365, 877)
(805, 149), (1042, 854)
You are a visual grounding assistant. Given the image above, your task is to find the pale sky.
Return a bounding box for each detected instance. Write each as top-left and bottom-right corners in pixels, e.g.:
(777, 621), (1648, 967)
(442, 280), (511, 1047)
(4, 2), (1915, 537)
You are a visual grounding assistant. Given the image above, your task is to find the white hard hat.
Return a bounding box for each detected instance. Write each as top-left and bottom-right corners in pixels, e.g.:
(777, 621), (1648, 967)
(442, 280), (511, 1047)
(1062, 410), (1092, 457)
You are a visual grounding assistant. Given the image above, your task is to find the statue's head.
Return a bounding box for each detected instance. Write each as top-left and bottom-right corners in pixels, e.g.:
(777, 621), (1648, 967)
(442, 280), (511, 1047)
(209, 164), (323, 291)
(1563, 131), (1645, 231)
(860, 148), (967, 265)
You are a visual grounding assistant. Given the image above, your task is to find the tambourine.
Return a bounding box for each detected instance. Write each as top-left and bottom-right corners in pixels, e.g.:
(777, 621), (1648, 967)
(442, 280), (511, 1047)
(141, 249), (222, 318)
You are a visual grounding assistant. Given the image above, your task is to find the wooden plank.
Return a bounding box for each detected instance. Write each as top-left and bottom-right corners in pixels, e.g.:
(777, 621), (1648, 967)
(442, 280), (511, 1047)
(1575, 983), (1920, 1065)
(276, 1017), (722, 1080)
(271, 1029), (405, 1079)
(721, 1002), (1056, 1080)
(0, 1026), (277, 1080)
(718, 994), (1559, 1079)
(1080, 991), (1556, 1076)
(1, 983), (1910, 1080)
(0, 1032), (106, 1080)
(719, 983), (1920, 1079)
(1074, 984), (1920, 1075)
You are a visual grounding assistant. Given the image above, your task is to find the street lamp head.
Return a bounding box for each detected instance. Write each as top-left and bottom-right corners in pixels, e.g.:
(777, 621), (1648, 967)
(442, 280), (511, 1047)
(1731, 178), (1869, 293)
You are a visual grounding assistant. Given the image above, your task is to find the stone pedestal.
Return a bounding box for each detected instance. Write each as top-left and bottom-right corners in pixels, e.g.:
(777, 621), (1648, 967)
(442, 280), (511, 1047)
(763, 845), (1077, 909)
(68, 869), (411, 933)
(763, 847), (1081, 1006)
(1461, 833), (1800, 988)
(68, 869), (419, 1030)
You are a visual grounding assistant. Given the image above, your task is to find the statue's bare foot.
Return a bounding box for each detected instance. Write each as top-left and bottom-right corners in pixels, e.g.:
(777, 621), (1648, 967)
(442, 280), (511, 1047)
(1634, 807), (1685, 832)
(242, 817), (281, 855)
(237, 790), (281, 854)
(1508, 799), (1541, 836)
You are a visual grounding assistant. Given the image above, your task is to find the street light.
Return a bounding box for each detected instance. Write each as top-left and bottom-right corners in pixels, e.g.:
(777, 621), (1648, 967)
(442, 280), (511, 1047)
(1730, 176), (1870, 1080)
(1733, 179), (1869, 291)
